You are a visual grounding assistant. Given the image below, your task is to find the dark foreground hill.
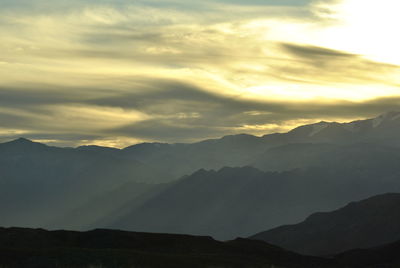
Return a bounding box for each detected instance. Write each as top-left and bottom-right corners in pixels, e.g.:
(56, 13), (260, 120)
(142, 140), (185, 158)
(2, 227), (400, 268)
(250, 193), (400, 256)
(335, 239), (400, 268)
(0, 227), (333, 268)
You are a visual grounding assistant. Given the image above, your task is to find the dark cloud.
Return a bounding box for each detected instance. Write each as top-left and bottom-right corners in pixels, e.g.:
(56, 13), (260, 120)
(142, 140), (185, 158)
(214, 0), (312, 5)
(82, 78), (400, 142)
(282, 43), (354, 58)
(275, 43), (400, 85)
(83, 31), (165, 45)
(106, 93), (400, 143)
(112, 119), (229, 142)
(85, 78), (288, 122)
(0, 87), (77, 107)
(0, 111), (32, 128)
(1, 0), (400, 146)
(1, 77), (400, 145)
(0, 85), (123, 108)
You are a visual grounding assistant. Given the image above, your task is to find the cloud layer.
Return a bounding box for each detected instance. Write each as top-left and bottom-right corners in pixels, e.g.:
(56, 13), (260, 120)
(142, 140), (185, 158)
(0, 0), (399, 147)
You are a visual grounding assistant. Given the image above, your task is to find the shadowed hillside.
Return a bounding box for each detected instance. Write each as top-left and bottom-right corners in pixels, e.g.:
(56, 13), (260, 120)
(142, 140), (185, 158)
(251, 193), (400, 256)
(2, 226), (400, 267)
(0, 227), (333, 268)
(110, 166), (400, 240)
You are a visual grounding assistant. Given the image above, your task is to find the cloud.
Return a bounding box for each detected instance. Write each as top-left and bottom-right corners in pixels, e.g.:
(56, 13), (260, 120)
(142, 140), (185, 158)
(276, 43), (400, 85)
(0, 0), (400, 146)
(282, 43), (354, 58)
(102, 84), (400, 143)
(1, 77), (400, 146)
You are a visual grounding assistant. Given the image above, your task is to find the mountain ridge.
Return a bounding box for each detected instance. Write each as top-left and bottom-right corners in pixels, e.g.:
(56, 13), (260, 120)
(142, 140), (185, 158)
(250, 193), (400, 256)
(4, 111), (400, 150)
(2, 226), (400, 267)
(0, 226), (333, 268)
(109, 163), (400, 240)
(3, 111), (400, 238)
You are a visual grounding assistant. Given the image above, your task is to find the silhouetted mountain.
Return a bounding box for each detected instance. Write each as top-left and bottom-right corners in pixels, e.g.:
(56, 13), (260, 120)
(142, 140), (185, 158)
(0, 227), (333, 268)
(251, 193), (400, 256)
(3, 226), (400, 267)
(335, 239), (400, 268)
(110, 164), (400, 240)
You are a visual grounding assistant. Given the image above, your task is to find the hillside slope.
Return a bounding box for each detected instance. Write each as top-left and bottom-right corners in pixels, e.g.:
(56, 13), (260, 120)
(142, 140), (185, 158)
(251, 193), (400, 256)
(0, 227), (332, 268)
(111, 166), (400, 240)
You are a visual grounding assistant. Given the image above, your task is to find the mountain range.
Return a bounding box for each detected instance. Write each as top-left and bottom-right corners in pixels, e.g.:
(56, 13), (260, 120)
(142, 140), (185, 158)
(109, 164), (400, 239)
(2, 111), (400, 241)
(0, 227), (335, 268)
(1, 226), (400, 268)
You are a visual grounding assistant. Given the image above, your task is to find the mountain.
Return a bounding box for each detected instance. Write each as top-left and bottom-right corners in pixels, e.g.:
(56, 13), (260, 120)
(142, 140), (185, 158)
(250, 193), (400, 256)
(0, 139), (170, 228)
(3, 111), (400, 181)
(2, 226), (400, 268)
(269, 111), (400, 145)
(120, 111), (400, 176)
(110, 164), (400, 240)
(335, 239), (400, 268)
(3, 111), (400, 233)
(252, 141), (400, 172)
(121, 134), (271, 178)
(0, 227), (333, 268)
(3, 111), (400, 183)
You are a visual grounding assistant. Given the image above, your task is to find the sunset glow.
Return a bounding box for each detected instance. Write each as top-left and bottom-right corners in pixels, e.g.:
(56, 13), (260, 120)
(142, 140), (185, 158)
(1, 0), (399, 146)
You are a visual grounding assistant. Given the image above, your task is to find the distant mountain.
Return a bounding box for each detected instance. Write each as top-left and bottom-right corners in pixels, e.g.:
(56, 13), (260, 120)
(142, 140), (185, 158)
(252, 142), (400, 172)
(110, 164), (400, 240)
(0, 227), (332, 268)
(270, 111), (400, 146)
(121, 134), (271, 178)
(3, 111), (400, 184)
(0, 138), (169, 228)
(3, 111), (400, 179)
(250, 193), (400, 256)
(119, 111), (400, 176)
(3, 111), (400, 233)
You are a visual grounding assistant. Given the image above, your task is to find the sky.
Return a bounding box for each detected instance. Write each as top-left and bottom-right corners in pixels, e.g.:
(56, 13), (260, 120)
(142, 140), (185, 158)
(1, 0), (400, 147)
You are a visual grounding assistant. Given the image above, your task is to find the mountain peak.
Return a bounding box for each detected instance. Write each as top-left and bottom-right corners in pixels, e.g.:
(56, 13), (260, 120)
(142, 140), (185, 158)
(1, 137), (47, 150)
(12, 137), (34, 144)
